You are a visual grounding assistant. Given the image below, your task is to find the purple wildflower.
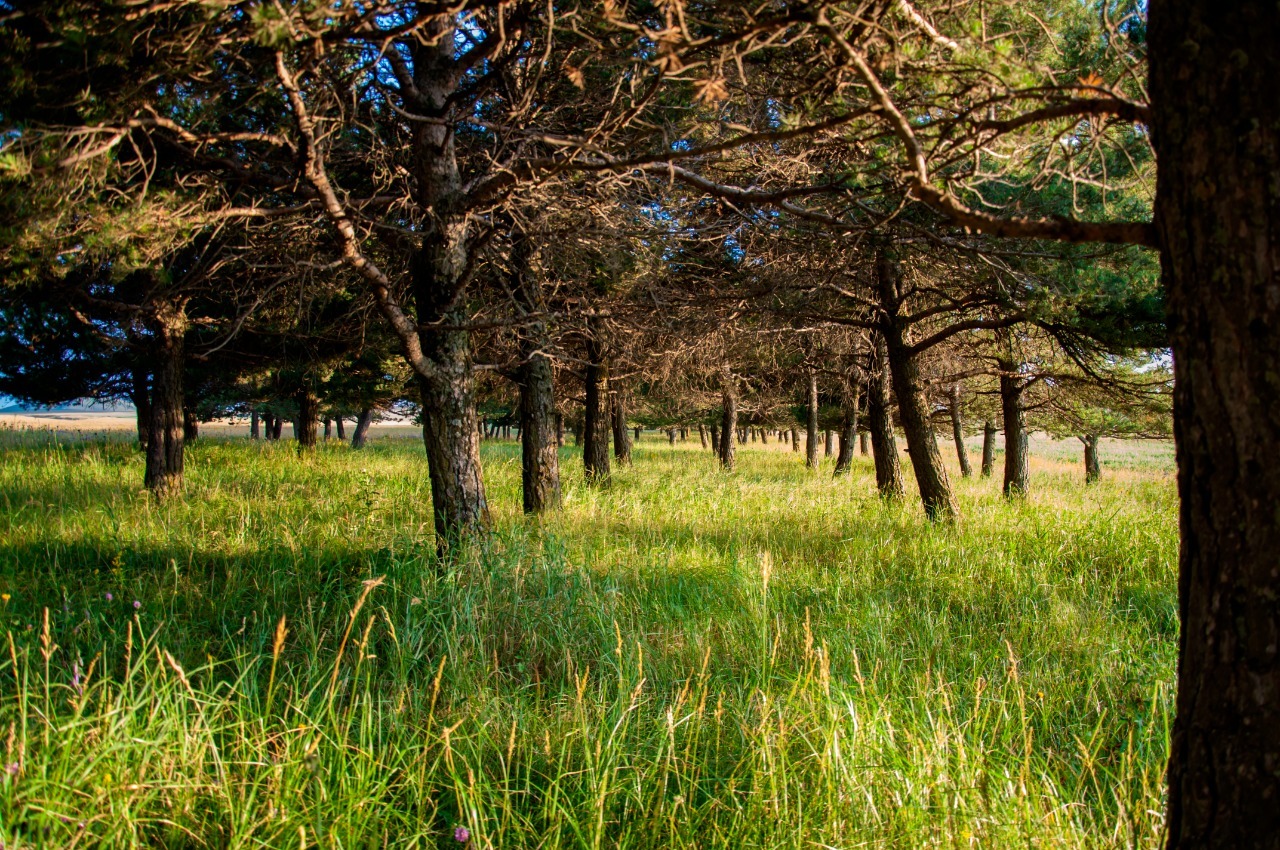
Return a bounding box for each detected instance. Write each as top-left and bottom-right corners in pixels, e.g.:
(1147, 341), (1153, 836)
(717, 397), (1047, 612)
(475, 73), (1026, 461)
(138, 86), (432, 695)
(105, 592), (113, 602)
(72, 659), (82, 694)
(454, 826), (470, 844)
(4, 762), (18, 776)
(133, 600), (141, 610)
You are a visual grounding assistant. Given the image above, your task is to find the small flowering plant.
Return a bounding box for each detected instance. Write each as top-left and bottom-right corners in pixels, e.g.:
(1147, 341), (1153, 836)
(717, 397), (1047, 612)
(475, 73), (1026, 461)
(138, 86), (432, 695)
(453, 825), (470, 844)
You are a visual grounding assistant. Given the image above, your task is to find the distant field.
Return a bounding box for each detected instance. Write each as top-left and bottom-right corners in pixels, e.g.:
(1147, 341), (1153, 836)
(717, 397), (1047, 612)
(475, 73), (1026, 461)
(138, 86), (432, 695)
(0, 431), (1176, 848)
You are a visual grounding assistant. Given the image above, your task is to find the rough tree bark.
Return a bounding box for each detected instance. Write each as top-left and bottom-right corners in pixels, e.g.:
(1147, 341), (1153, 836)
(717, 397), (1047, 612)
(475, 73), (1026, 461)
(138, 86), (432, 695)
(866, 335), (904, 499)
(611, 385), (631, 467)
(833, 382), (859, 476)
(981, 420), (997, 478)
(806, 371), (820, 469)
(1150, 11), (1280, 842)
(877, 249), (958, 521)
(295, 389), (319, 450)
(582, 322), (610, 484)
(142, 302), (186, 498)
(1081, 434), (1101, 484)
(948, 384), (973, 478)
(511, 228), (561, 513)
(998, 352), (1029, 498)
(351, 408), (374, 449)
(719, 372), (737, 471)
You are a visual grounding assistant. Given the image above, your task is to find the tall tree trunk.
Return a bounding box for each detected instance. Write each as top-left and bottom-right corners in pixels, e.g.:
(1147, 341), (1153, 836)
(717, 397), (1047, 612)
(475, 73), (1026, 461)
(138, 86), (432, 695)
(335, 417), (346, 441)
(182, 408), (199, 443)
(582, 325), (610, 484)
(877, 248), (958, 521)
(1082, 434), (1101, 484)
(611, 385), (631, 467)
(143, 303), (186, 498)
(866, 335), (904, 499)
(719, 373), (737, 471)
(295, 389), (319, 450)
(948, 384), (973, 478)
(791, 427), (800, 452)
(834, 385), (858, 476)
(404, 26), (489, 549)
(806, 371), (820, 469)
(698, 423), (708, 448)
(351, 408), (374, 449)
(511, 228), (561, 512)
(710, 423), (720, 454)
(518, 350), (561, 513)
(824, 429), (834, 457)
(981, 420), (997, 478)
(1151, 6), (1280, 847)
(129, 365), (150, 450)
(250, 410), (260, 441)
(998, 357), (1029, 498)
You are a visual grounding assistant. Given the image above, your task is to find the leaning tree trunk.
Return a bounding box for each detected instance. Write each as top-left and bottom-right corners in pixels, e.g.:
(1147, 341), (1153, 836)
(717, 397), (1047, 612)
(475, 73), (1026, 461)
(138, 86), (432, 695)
(295, 389), (319, 450)
(351, 408), (374, 449)
(833, 384), (858, 476)
(806, 371), (820, 469)
(1082, 434), (1101, 484)
(998, 359), (1029, 498)
(876, 249), (958, 521)
(582, 326), (610, 484)
(143, 303), (186, 498)
(981, 420), (997, 478)
(1151, 5), (1280, 847)
(719, 373), (737, 471)
(948, 384), (973, 478)
(129, 365), (151, 450)
(866, 335), (904, 499)
(611, 385), (631, 468)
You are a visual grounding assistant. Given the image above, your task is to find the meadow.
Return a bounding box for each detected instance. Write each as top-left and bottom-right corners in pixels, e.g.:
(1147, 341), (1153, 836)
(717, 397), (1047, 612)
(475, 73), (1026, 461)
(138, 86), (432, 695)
(0, 428), (1177, 848)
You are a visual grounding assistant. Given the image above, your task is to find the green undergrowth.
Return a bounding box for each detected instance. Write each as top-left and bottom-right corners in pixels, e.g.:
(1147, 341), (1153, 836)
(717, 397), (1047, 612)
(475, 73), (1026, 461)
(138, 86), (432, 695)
(0, 432), (1177, 848)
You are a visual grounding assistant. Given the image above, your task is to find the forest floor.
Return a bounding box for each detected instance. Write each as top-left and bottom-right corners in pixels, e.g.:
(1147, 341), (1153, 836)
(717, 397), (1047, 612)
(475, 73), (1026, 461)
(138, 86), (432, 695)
(0, 431), (1176, 848)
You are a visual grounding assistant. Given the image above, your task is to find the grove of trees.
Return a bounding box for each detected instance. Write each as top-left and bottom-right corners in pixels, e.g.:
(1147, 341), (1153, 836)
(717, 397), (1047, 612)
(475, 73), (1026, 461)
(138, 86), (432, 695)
(0, 1), (1273, 846)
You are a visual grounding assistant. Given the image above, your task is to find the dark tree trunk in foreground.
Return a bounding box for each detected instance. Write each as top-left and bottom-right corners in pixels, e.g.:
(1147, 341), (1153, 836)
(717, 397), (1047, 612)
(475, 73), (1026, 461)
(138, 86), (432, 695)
(582, 327), (610, 484)
(335, 417), (345, 441)
(806, 371), (820, 469)
(866, 336), (904, 499)
(1082, 434), (1101, 484)
(143, 304), (186, 497)
(998, 358), (1029, 498)
(948, 384), (972, 478)
(833, 386), (858, 476)
(719, 374), (737, 471)
(611, 387), (631, 467)
(351, 408), (374, 449)
(1150, 10), (1280, 843)
(295, 389), (319, 450)
(877, 249), (958, 521)
(981, 420), (997, 478)
(130, 366), (151, 450)
(250, 410), (260, 441)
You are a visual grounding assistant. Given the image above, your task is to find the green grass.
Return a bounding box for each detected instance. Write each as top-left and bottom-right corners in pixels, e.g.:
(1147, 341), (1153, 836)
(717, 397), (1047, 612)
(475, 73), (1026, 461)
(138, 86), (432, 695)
(0, 430), (1177, 848)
